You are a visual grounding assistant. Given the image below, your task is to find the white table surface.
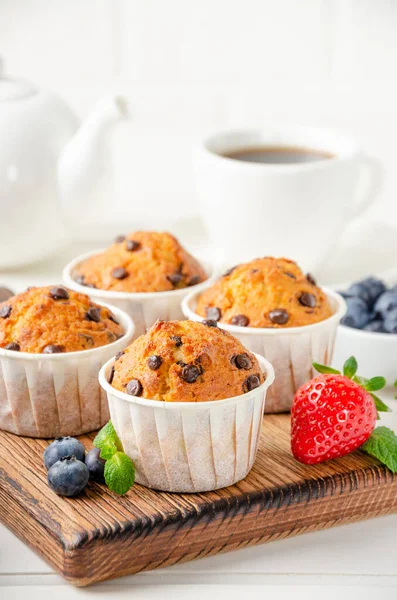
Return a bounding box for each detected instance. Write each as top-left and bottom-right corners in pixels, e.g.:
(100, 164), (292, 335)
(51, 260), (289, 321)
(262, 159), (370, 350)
(1, 244), (397, 600)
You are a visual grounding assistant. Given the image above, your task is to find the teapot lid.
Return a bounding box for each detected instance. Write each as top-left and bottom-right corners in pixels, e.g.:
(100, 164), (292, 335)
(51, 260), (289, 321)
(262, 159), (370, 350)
(0, 77), (37, 101)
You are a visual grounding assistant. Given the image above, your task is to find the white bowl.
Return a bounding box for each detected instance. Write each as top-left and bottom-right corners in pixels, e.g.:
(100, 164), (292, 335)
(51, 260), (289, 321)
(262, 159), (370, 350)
(99, 353), (274, 493)
(0, 304), (135, 438)
(63, 251), (215, 340)
(333, 324), (397, 385)
(182, 286), (346, 413)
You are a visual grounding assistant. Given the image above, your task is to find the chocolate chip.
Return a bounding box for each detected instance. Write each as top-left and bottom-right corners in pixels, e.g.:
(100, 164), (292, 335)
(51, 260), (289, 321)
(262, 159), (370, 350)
(284, 271), (296, 279)
(230, 353), (252, 370)
(49, 286), (69, 301)
(243, 374), (261, 393)
(85, 307), (101, 322)
(269, 309), (289, 325)
(202, 319), (218, 327)
(78, 333), (94, 347)
(75, 275), (86, 285)
(115, 235), (125, 243)
(107, 366), (115, 384)
(108, 313), (119, 325)
(230, 314), (249, 327)
(126, 379), (143, 396)
(170, 335), (183, 347)
(180, 364), (201, 383)
(223, 266), (236, 277)
(42, 344), (65, 354)
(115, 350), (125, 361)
(0, 305), (11, 319)
(0, 287), (14, 302)
(299, 292), (316, 308)
(111, 267), (128, 280)
(188, 275), (201, 286)
(205, 306), (221, 321)
(5, 342), (20, 351)
(307, 273), (317, 286)
(167, 272), (183, 286)
(126, 239), (141, 252)
(148, 355), (162, 370)
(177, 361), (187, 367)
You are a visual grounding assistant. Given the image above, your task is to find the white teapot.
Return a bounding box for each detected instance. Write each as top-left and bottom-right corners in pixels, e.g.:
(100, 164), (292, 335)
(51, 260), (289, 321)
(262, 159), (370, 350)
(0, 73), (127, 268)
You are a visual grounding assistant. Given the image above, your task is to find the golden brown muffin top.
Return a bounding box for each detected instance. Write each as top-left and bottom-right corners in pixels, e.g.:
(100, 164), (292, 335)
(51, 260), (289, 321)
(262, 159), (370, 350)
(111, 320), (264, 402)
(196, 257), (332, 328)
(74, 231), (207, 293)
(0, 286), (124, 354)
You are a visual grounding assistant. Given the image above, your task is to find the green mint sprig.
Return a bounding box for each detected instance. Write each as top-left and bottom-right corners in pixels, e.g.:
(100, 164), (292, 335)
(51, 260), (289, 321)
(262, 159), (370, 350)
(94, 421), (135, 495)
(362, 427), (397, 473)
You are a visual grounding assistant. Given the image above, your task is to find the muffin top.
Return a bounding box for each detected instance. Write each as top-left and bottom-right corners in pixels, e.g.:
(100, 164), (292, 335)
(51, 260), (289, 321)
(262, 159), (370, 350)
(111, 319), (264, 402)
(196, 257), (332, 328)
(74, 231), (207, 293)
(0, 286), (124, 353)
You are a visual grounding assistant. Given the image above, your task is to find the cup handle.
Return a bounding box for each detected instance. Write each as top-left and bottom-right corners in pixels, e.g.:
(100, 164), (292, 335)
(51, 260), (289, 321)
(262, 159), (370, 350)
(350, 155), (382, 220)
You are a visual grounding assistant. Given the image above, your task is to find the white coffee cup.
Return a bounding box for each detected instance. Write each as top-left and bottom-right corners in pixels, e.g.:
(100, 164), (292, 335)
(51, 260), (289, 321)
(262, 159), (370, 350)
(194, 126), (381, 272)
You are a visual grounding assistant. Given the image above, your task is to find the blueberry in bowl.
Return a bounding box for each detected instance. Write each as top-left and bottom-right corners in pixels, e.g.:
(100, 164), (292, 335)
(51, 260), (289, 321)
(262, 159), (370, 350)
(334, 275), (397, 384)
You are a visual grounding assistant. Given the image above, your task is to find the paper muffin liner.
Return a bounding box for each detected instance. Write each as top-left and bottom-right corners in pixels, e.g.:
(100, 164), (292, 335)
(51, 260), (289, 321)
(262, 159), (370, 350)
(182, 288), (346, 413)
(99, 354), (274, 493)
(0, 305), (134, 438)
(63, 251), (215, 340)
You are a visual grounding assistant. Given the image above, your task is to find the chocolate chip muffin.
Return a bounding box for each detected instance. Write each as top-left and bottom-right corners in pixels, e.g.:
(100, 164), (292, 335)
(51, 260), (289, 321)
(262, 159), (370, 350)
(0, 286), (124, 353)
(111, 319), (264, 402)
(74, 231), (207, 293)
(196, 257), (332, 328)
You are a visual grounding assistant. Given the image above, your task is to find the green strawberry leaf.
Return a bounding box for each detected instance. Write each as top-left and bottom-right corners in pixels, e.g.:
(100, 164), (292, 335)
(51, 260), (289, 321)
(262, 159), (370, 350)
(361, 427), (397, 473)
(312, 362), (340, 375)
(363, 376), (387, 392)
(343, 356), (358, 379)
(371, 393), (391, 413)
(353, 375), (369, 387)
(93, 420), (123, 460)
(104, 451), (135, 495)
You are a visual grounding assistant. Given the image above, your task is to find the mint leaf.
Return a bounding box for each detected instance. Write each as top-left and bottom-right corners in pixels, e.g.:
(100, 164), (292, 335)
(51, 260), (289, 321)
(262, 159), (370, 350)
(104, 451), (135, 495)
(394, 380), (397, 388)
(312, 362), (340, 375)
(371, 393), (391, 413)
(361, 427), (397, 473)
(364, 376), (386, 392)
(343, 356), (358, 379)
(94, 420), (123, 460)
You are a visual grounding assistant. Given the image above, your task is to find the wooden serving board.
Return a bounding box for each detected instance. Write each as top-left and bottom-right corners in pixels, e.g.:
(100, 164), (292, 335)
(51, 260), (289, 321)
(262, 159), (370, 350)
(1, 414), (397, 587)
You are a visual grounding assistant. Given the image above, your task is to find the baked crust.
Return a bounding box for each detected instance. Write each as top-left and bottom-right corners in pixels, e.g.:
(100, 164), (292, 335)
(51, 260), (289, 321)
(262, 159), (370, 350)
(196, 257), (332, 328)
(75, 231), (207, 292)
(0, 286), (124, 353)
(111, 319), (264, 402)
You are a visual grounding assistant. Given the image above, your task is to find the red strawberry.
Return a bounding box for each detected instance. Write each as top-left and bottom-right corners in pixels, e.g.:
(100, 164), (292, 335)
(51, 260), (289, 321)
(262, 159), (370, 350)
(291, 357), (388, 465)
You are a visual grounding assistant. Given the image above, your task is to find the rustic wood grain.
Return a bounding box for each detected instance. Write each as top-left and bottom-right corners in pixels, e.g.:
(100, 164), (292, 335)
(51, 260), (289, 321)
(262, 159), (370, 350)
(0, 414), (396, 586)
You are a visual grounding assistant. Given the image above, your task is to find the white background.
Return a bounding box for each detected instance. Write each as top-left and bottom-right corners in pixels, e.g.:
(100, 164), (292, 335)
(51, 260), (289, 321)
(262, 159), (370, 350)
(1, 2), (397, 598)
(1, 0), (397, 224)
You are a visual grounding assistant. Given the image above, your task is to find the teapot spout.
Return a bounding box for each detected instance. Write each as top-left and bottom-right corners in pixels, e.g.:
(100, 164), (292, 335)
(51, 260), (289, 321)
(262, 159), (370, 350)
(58, 95), (129, 237)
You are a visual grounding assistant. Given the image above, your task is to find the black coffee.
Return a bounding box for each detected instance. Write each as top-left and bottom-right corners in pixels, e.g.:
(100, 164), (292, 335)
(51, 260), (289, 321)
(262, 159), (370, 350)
(222, 146), (334, 164)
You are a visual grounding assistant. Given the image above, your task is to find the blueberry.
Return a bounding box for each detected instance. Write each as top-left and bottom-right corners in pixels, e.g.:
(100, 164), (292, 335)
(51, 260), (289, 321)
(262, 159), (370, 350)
(44, 436), (85, 470)
(374, 290), (397, 318)
(383, 308), (397, 333)
(85, 448), (106, 483)
(341, 296), (370, 329)
(47, 456), (89, 497)
(347, 277), (387, 309)
(363, 320), (385, 332)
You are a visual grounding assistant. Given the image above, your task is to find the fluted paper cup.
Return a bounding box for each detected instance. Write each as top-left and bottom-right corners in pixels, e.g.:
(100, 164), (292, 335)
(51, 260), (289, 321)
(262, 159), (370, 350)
(99, 353), (274, 493)
(63, 251), (215, 340)
(0, 305), (134, 438)
(182, 287), (346, 413)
